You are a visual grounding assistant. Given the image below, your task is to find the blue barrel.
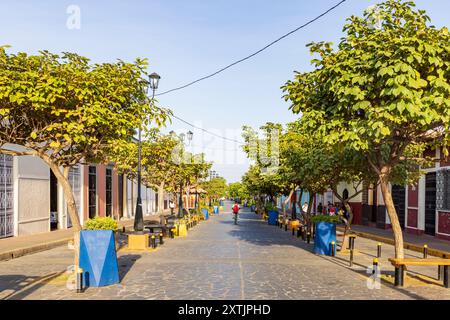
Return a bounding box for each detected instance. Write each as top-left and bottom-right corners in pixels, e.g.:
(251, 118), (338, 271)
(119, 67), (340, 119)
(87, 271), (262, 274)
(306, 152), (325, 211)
(268, 210), (279, 226)
(213, 206), (219, 214)
(201, 208), (209, 220)
(314, 222), (337, 256)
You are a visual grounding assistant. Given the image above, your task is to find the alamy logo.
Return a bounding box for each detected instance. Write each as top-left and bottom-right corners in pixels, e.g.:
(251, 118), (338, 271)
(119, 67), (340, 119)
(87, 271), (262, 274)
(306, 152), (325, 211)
(366, 264), (381, 289)
(247, 130), (280, 174)
(66, 5), (81, 30)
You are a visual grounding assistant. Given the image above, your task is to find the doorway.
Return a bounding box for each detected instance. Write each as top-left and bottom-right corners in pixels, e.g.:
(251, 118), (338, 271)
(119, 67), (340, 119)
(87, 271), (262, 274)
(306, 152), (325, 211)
(425, 172), (437, 236)
(391, 185), (406, 229)
(50, 170), (58, 231)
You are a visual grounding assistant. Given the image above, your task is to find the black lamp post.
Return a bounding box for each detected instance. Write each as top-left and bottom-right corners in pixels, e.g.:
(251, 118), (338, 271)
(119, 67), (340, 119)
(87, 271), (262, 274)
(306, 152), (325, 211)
(134, 72), (160, 232)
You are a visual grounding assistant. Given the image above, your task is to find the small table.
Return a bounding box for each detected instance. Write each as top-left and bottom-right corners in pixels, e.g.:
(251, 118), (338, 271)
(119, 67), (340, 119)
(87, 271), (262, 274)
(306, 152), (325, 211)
(144, 224), (164, 234)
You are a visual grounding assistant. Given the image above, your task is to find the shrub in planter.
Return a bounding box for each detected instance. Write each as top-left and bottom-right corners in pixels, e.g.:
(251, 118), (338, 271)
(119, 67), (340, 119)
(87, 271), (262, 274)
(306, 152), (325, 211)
(311, 215), (338, 256)
(265, 203), (279, 226)
(84, 216), (118, 231)
(311, 214), (339, 224)
(264, 203), (278, 213)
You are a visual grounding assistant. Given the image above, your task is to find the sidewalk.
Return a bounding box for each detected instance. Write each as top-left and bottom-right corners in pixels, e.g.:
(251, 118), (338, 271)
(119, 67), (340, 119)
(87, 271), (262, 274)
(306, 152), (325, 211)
(338, 224), (450, 258)
(0, 215), (162, 262)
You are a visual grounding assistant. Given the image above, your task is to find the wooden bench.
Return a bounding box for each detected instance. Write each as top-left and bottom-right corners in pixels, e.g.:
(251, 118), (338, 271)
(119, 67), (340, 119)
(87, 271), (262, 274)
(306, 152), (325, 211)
(388, 258), (450, 288)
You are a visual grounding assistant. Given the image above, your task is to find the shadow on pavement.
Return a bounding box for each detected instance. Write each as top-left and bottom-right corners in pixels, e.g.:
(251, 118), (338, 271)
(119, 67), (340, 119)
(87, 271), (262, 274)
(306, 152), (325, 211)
(118, 254), (141, 281)
(0, 272), (65, 300)
(317, 253), (429, 300)
(221, 211), (317, 253)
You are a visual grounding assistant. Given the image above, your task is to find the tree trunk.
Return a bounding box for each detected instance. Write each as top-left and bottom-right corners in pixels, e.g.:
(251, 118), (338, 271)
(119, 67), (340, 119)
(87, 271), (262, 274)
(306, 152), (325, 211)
(157, 182), (165, 214)
(332, 186), (354, 251)
(283, 189), (295, 221)
(44, 159), (82, 268)
(123, 174), (128, 219)
(379, 171), (404, 259)
(339, 202), (353, 251)
(297, 190), (305, 223)
(306, 194), (314, 234)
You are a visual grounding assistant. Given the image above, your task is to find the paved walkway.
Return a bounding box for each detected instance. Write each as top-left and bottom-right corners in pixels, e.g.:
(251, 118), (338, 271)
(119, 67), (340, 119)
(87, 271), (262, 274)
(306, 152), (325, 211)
(0, 203), (449, 300)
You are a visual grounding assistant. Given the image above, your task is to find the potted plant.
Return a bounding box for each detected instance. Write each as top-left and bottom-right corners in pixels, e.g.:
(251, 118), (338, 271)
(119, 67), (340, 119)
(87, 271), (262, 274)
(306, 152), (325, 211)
(81, 216), (120, 287)
(265, 203), (279, 225)
(212, 201), (220, 214)
(200, 205), (209, 220)
(311, 215), (339, 256)
(249, 200), (256, 212)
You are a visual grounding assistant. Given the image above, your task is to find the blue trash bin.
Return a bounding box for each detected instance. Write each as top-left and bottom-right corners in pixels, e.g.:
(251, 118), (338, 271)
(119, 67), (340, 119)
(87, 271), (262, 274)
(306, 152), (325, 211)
(213, 206), (219, 214)
(201, 208), (209, 220)
(313, 222), (337, 256)
(268, 210), (279, 226)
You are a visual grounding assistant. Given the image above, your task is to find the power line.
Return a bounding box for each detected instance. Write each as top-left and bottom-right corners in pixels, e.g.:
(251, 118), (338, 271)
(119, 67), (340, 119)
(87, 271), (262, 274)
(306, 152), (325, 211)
(156, 0), (347, 96)
(171, 113), (245, 145)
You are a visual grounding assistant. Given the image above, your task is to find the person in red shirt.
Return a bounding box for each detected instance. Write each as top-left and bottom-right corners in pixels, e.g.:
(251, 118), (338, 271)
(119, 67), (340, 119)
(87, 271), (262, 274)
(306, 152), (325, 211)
(232, 201), (239, 224)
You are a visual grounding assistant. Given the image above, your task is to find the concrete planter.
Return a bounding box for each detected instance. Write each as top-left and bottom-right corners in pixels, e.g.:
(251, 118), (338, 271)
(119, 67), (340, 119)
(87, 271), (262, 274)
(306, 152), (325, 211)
(79, 230), (119, 287)
(313, 222), (337, 256)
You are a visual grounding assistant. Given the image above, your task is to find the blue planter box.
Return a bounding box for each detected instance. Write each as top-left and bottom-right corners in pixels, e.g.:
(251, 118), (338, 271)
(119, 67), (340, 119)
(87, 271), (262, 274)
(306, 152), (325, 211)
(201, 208), (209, 220)
(79, 230), (120, 287)
(314, 222), (337, 256)
(268, 210), (279, 226)
(213, 206), (219, 214)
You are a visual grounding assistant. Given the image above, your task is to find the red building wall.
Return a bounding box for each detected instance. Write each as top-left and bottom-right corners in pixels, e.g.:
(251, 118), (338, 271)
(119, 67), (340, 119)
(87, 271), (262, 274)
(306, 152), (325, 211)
(437, 211), (450, 240)
(349, 202), (362, 225)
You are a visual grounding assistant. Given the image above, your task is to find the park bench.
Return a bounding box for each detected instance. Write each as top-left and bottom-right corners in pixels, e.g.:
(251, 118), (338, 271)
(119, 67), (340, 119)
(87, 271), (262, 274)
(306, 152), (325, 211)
(388, 258), (450, 288)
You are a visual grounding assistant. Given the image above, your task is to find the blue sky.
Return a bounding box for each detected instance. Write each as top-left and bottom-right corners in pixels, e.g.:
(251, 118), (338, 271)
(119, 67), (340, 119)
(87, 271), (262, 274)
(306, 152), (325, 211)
(1, 0), (449, 182)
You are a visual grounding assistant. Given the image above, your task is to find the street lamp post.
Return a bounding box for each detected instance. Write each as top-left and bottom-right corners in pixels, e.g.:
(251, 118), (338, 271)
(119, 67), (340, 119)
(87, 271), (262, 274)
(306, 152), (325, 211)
(134, 72), (160, 232)
(177, 131), (193, 218)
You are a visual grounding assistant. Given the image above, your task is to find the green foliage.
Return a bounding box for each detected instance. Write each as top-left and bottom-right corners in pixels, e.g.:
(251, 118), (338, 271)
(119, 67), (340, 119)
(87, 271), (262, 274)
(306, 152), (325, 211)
(201, 177), (227, 200)
(282, 0), (450, 187)
(84, 216), (118, 231)
(265, 202), (278, 212)
(0, 48), (170, 230)
(227, 182), (250, 200)
(311, 215), (339, 224)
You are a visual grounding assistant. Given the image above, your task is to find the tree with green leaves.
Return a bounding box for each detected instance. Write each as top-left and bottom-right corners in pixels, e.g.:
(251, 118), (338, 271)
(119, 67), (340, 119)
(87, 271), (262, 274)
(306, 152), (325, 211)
(242, 123), (290, 206)
(282, 0), (449, 258)
(201, 177), (227, 205)
(110, 129), (180, 214)
(0, 47), (169, 265)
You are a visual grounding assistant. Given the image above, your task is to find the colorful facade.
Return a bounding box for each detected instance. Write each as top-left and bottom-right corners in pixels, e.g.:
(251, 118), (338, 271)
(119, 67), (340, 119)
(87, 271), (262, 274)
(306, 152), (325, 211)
(0, 145), (168, 239)
(276, 148), (450, 241)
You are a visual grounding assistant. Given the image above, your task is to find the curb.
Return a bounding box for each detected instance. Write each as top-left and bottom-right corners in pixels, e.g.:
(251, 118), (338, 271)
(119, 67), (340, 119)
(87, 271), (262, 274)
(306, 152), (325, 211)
(0, 237), (73, 262)
(337, 227), (450, 259)
(0, 223), (138, 262)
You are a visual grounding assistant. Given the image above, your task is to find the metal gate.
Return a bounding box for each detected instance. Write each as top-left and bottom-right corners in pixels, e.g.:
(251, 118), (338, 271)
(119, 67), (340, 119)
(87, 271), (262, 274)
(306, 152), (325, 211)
(392, 185), (406, 229)
(67, 165), (81, 229)
(0, 155), (14, 238)
(425, 172), (437, 236)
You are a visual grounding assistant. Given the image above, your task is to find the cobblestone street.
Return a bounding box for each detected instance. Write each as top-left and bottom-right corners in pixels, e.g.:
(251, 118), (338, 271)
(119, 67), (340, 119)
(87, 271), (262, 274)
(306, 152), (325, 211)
(0, 203), (450, 300)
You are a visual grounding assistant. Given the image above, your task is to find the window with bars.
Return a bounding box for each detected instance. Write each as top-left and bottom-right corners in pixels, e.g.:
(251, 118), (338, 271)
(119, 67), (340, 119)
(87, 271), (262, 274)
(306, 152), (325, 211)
(88, 166), (97, 218)
(106, 168), (113, 217)
(437, 169), (450, 211)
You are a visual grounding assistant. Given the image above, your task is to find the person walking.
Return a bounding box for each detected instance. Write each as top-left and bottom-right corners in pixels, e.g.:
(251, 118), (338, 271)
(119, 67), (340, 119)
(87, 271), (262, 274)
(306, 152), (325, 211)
(328, 202), (336, 216)
(232, 201), (240, 225)
(169, 200), (175, 215)
(317, 202), (323, 215)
